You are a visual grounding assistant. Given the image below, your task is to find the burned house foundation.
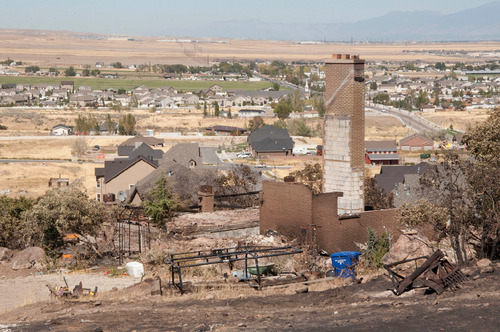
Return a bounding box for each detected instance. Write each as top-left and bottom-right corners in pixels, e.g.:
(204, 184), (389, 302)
(259, 181), (399, 253)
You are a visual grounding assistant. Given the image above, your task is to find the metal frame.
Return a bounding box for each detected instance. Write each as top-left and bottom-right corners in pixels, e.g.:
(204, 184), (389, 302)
(117, 206), (151, 265)
(165, 245), (303, 294)
(384, 249), (467, 296)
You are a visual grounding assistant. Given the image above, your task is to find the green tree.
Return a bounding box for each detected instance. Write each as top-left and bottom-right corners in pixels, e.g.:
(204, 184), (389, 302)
(362, 228), (390, 269)
(143, 177), (181, 227)
(435, 62), (446, 70)
(64, 66), (76, 76)
(24, 186), (109, 256)
(287, 119), (313, 137)
(112, 62), (123, 69)
(312, 96), (326, 118)
(118, 113), (136, 135)
(287, 89), (304, 113)
(25, 66), (40, 73)
(74, 114), (98, 134)
(272, 82), (280, 91)
(213, 101), (220, 117)
(373, 93), (390, 105)
(415, 90), (429, 108)
(105, 113), (115, 134)
(369, 81), (378, 90)
(0, 196), (34, 249)
(274, 99), (293, 119)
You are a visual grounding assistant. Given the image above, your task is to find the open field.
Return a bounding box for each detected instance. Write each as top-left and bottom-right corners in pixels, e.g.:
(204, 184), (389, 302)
(1, 29), (500, 66)
(0, 76), (273, 91)
(420, 109), (493, 132)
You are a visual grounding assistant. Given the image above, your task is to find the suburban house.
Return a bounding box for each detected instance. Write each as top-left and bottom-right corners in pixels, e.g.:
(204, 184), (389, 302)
(127, 142), (164, 162)
(290, 111), (319, 119)
(399, 134), (434, 151)
(163, 143), (202, 168)
(97, 121), (118, 135)
(60, 81), (75, 91)
(238, 109), (267, 117)
(420, 104), (437, 113)
(51, 124), (72, 136)
(127, 162), (214, 206)
(365, 140), (399, 165)
(205, 125), (247, 136)
(445, 132), (466, 150)
(373, 162), (431, 207)
(94, 156), (159, 203)
(247, 125), (294, 158)
(117, 136), (164, 157)
(209, 84), (223, 94)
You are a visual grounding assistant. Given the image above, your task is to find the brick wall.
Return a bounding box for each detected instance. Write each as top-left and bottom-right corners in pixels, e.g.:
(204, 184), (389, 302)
(317, 209), (400, 253)
(260, 180), (400, 253)
(259, 181), (314, 239)
(323, 55), (365, 214)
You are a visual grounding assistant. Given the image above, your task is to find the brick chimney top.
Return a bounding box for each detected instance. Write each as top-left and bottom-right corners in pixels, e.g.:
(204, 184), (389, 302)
(327, 54), (363, 64)
(332, 54), (360, 60)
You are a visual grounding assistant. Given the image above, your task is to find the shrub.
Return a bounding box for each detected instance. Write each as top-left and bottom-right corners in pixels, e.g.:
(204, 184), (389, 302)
(362, 228), (390, 269)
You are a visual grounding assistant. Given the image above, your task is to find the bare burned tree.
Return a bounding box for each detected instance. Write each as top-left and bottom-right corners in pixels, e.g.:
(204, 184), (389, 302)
(288, 163), (323, 194)
(212, 165), (260, 208)
(462, 108), (500, 259)
(420, 150), (475, 265)
(364, 176), (394, 210)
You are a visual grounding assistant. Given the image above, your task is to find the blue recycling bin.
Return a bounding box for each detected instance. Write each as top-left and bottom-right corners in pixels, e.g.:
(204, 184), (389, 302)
(330, 251), (361, 278)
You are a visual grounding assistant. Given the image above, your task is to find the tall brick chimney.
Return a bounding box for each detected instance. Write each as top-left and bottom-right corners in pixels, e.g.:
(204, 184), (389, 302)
(323, 54), (365, 215)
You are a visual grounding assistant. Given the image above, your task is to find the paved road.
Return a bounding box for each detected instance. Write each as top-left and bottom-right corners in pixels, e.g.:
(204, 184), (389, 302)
(367, 104), (442, 134)
(200, 147), (221, 165)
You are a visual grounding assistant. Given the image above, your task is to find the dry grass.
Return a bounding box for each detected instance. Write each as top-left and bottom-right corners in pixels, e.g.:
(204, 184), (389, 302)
(419, 109), (491, 132)
(1, 29), (499, 65)
(0, 161), (97, 197)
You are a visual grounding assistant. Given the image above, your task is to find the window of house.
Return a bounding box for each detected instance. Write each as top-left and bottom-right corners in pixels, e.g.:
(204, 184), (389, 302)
(96, 180), (101, 188)
(96, 194), (101, 202)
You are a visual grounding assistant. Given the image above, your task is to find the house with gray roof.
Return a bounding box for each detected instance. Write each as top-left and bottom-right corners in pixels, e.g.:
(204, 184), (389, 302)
(94, 156), (159, 203)
(247, 125), (294, 158)
(163, 143), (202, 168)
(374, 162), (430, 194)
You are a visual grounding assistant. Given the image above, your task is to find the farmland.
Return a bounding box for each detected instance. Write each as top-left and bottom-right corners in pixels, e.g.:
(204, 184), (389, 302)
(0, 75), (273, 91)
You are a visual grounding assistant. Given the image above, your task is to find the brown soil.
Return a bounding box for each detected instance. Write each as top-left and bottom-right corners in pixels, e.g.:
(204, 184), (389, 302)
(0, 264), (498, 331)
(1, 29), (499, 65)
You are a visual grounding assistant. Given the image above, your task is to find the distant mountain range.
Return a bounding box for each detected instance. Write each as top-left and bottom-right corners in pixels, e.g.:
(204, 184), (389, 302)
(191, 2), (500, 41)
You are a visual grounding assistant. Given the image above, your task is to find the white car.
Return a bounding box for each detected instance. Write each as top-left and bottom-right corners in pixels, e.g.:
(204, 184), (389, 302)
(237, 152), (252, 158)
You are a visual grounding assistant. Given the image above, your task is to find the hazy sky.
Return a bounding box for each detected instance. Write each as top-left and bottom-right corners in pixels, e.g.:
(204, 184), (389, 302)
(2, 0), (496, 37)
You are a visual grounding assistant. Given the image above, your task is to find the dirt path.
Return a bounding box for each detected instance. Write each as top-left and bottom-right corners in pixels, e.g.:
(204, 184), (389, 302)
(0, 269), (139, 315)
(1, 267), (498, 331)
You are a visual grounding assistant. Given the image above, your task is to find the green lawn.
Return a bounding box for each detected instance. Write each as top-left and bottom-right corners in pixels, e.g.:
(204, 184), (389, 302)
(0, 76), (273, 91)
